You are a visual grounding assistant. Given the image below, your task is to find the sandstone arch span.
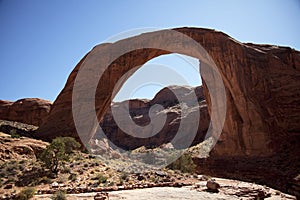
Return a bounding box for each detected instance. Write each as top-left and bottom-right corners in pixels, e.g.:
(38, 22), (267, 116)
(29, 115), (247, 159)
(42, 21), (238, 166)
(37, 27), (300, 159)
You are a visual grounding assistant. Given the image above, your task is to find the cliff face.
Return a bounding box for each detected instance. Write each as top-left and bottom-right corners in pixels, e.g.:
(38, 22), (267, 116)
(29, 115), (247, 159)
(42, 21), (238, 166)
(0, 98), (52, 126)
(37, 27), (300, 159)
(99, 86), (210, 150)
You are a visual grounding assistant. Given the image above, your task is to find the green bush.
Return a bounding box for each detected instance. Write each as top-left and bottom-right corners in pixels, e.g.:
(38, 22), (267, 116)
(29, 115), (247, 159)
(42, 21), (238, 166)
(167, 153), (196, 173)
(15, 187), (36, 200)
(60, 137), (81, 154)
(10, 129), (20, 138)
(51, 190), (66, 200)
(39, 137), (80, 174)
(92, 173), (107, 184)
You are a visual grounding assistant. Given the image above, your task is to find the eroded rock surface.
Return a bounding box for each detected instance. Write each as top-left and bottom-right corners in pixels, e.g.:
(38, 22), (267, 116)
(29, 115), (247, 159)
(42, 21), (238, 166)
(99, 85), (209, 150)
(0, 132), (48, 161)
(0, 98), (52, 126)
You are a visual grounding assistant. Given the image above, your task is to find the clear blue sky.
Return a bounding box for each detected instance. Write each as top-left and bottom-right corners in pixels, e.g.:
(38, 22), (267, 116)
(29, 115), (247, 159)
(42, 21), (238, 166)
(0, 0), (299, 102)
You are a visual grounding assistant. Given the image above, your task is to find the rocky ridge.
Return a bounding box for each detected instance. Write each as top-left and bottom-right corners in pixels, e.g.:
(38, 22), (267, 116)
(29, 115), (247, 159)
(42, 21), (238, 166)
(0, 98), (52, 126)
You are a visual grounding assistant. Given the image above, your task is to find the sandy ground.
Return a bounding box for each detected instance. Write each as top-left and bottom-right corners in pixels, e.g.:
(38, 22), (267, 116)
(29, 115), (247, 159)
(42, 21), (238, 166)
(33, 186), (296, 200)
(33, 187), (241, 200)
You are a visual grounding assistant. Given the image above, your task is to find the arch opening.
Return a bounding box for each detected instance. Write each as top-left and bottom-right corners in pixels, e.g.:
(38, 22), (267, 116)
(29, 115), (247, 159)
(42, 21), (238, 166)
(113, 53), (201, 102)
(98, 53), (208, 151)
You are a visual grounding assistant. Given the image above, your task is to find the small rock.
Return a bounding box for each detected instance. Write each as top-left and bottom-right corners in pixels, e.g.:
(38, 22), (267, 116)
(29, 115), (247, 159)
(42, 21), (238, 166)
(50, 181), (59, 188)
(94, 192), (109, 200)
(206, 180), (220, 192)
(173, 182), (183, 187)
(155, 171), (167, 177)
(257, 189), (268, 199)
(89, 155), (96, 159)
(137, 175), (145, 181)
(163, 178), (171, 182)
(197, 175), (210, 181)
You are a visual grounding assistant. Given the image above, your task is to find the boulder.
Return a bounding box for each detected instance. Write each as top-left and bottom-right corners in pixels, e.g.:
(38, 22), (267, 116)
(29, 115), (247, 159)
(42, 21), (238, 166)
(206, 179), (220, 192)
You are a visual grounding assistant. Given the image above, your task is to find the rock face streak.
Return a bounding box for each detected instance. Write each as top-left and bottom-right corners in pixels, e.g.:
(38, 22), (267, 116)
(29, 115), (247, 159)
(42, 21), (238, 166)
(37, 27), (300, 158)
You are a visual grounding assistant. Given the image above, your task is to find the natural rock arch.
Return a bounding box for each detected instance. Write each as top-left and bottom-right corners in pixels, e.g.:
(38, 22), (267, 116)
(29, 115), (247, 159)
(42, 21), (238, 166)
(37, 27), (300, 158)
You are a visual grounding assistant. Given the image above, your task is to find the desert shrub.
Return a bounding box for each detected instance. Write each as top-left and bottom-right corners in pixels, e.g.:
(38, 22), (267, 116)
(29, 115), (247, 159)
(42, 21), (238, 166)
(68, 173), (77, 181)
(0, 161), (19, 185)
(15, 187), (36, 200)
(60, 137), (81, 154)
(6, 160), (19, 172)
(10, 129), (20, 138)
(39, 176), (52, 184)
(39, 137), (80, 174)
(92, 173), (107, 184)
(167, 153), (196, 173)
(61, 165), (71, 174)
(57, 175), (68, 184)
(51, 190), (66, 200)
(120, 172), (128, 180)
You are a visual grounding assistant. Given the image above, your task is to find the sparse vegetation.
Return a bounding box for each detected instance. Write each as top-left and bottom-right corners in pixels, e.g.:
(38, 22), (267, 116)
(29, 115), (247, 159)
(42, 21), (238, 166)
(39, 176), (52, 184)
(51, 190), (67, 200)
(120, 172), (129, 181)
(61, 165), (71, 174)
(39, 137), (80, 174)
(0, 161), (20, 185)
(68, 173), (77, 181)
(10, 129), (20, 138)
(57, 174), (68, 183)
(92, 173), (107, 185)
(15, 187), (36, 200)
(167, 153), (196, 173)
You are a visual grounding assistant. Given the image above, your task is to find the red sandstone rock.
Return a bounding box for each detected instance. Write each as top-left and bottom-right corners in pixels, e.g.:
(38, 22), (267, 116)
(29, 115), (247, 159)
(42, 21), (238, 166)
(35, 27), (300, 195)
(37, 27), (300, 157)
(98, 85), (210, 150)
(0, 132), (48, 161)
(0, 98), (52, 126)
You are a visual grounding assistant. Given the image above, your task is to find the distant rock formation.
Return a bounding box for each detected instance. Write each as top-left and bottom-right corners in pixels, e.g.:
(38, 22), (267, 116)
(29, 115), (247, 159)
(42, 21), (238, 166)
(0, 98), (52, 126)
(98, 85), (210, 150)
